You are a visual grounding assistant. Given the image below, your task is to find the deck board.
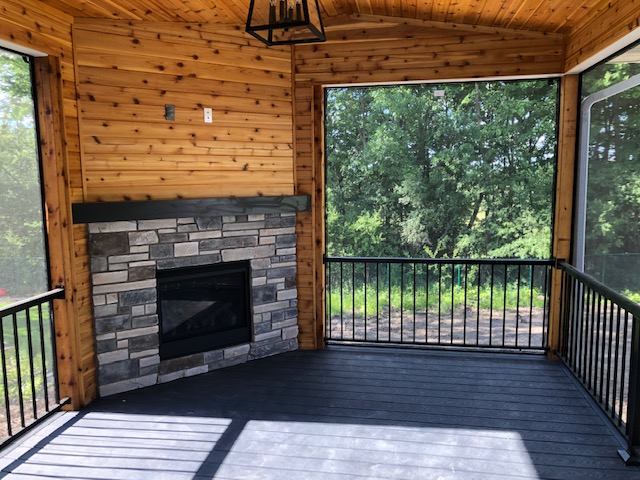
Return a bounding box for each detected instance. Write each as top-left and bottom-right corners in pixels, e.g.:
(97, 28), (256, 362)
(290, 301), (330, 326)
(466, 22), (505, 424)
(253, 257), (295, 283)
(1, 347), (640, 479)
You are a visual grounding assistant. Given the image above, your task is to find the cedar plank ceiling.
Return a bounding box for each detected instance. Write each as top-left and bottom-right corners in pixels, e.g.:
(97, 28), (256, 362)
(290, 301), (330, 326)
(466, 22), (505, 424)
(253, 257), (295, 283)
(38, 0), (594, 34)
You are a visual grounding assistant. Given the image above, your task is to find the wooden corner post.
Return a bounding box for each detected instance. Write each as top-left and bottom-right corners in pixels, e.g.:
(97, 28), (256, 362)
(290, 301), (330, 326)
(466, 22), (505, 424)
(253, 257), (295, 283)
(311, 84), (326, 349)
(33, 56), (84, 408)
(548, 74), (579, 358)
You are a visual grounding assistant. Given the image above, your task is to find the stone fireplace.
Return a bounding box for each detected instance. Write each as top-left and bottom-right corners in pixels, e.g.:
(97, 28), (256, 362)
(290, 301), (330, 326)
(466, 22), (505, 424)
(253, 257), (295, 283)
(77, 196), (309, 397)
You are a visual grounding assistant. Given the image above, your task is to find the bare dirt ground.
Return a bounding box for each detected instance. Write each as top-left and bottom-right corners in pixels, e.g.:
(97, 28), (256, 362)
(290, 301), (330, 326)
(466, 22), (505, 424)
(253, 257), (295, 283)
(0, 403), (55, 442)
(328, 306), (546, 348)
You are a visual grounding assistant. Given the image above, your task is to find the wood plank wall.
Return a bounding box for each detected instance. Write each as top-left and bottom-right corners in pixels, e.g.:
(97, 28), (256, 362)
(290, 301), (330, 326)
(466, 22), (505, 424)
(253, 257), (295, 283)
(565, 0), (640, 71)
(0, 0), (95, 407)
(73, 20), (294, 201)
(292, 24), (565, 348)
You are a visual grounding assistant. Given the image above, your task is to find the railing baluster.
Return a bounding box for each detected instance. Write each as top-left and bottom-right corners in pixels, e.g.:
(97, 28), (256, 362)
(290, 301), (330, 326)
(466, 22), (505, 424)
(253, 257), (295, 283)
(463, 264), (468, 346)
(351, 262), (355, 340)
(502, 265), (507, 347)
(588, 287), (597, 391)
(542, 264), (550, 349)
(516, 264), (521, 347)
(47, 300), (61, 406)
(364, 263), (367, 342)
(412, 263), (416, 343)
(582, 288), (593, 387)
(450, 263), (455, 345)
(375, 262), (379, 342)
(400, 263), (404, 344)
(476, 265), (481, 346)
(12, 312), (25, 428)
(606, 297), (614, 414)
(489, 264), (494, 346)
(579, 285), (588, 381)
(598, 297), (607, 405)
(594, 293), (602, 401)
(388, 262), (391, 342)
(587, 286), (595, 386)
(438, 264), (442, 343)
(558, 268), (568, 357)
(620, 310), (630, 428)
(613, 306), (622, 422)
(582, 286), (591, 386)
(562, 272), (570, 359)
(24, 307), (38, 420)
(567, 275), (575, 363)
(0, 315), (13, 436)
(528, 265), (535, 348)
(570, 277), (580, 372)
(327, 261), (332, 341)
(426, 265), (430, 344)
(340, 262), (344, 340)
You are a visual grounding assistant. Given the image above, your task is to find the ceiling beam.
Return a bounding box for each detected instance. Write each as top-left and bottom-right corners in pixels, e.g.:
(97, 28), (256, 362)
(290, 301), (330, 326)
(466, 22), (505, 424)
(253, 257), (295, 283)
(346, 13), (565, 41)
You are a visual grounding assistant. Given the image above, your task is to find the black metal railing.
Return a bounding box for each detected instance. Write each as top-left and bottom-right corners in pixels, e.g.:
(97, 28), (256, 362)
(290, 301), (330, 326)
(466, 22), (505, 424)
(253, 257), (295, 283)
(325, 257), (553, 351)
(0, 288), (65, 446)
(556, 262), (640, 463)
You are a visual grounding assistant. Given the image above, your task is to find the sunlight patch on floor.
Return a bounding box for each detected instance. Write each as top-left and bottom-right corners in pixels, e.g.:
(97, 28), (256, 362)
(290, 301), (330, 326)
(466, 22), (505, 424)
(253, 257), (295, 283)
(0, 413), (540, 479)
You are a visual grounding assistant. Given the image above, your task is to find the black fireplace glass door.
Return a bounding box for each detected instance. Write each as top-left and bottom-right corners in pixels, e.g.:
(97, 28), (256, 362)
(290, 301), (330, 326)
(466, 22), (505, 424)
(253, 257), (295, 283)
(157, 261), (251, 359)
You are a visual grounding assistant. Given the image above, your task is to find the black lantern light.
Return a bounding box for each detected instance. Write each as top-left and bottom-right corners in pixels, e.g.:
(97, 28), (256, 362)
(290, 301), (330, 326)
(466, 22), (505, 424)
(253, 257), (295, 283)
(246, 0), (326, 46)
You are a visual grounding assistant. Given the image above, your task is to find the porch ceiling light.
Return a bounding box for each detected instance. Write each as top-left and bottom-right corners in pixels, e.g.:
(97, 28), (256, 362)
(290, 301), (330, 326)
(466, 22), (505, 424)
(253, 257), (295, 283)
(246, 0), (326, 46)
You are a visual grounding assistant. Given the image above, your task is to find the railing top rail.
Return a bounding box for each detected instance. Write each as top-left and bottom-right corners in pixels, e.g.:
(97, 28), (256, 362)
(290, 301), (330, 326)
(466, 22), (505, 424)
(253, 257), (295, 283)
(557, 261), (640, 317)
(0, 287), (65, 317)
(325, 256), (554, 266)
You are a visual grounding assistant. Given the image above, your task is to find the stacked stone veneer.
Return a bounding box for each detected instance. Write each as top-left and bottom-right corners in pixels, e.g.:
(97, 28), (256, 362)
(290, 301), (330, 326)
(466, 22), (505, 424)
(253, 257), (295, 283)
(88, 213), (299, 397)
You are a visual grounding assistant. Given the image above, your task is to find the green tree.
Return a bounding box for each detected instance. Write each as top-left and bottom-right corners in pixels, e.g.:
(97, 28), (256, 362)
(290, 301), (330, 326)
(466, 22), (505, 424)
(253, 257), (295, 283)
(325, 79), (558, 260)
(581, 62), (640, 291)
(0, 52), (48, 297)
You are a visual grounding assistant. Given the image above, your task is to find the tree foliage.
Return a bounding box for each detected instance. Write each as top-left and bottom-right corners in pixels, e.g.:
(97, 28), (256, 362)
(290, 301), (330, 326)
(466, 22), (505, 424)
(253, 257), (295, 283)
(580, 61), (640, 291)
(325, 80), (558, 259)
(0, 52), (47, 296)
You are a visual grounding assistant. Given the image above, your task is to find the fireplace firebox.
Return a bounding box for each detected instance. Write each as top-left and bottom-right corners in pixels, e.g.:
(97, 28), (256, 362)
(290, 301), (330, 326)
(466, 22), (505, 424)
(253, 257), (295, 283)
(157, 261), (252, 360)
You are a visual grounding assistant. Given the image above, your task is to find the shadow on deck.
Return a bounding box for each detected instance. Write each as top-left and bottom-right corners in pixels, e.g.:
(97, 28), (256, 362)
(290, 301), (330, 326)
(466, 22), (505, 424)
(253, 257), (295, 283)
(1, 347), (640, 479)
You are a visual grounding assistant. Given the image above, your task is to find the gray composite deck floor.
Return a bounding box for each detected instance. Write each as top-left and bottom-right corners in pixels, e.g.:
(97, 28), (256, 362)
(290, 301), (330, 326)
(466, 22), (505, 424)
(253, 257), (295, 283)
(1, 347), (640, 479)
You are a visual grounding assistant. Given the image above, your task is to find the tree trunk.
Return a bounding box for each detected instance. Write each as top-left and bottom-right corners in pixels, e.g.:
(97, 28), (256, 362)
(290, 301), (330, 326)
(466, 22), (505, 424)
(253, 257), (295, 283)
(468, 192), (485, 230)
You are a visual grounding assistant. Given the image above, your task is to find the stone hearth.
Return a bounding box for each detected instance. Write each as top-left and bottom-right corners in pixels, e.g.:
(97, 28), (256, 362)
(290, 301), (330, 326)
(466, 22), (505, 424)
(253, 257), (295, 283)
(88, 212), (299, 397)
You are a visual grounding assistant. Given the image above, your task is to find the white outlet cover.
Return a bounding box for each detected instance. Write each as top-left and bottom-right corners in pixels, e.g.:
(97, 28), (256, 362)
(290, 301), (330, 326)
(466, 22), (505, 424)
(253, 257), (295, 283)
(204, 108), (213, 123)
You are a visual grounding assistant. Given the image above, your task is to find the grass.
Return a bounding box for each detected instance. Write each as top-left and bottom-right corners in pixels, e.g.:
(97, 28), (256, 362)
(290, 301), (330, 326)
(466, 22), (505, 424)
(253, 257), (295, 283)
(327, 282), (547, 317)
(328, 280), (640, 321)
(623, 290), (640, 305)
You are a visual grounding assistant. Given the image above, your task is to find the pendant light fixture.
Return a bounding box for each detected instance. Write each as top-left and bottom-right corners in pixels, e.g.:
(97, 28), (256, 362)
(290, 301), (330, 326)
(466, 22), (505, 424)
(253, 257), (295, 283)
(246, 0), (326, 46)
